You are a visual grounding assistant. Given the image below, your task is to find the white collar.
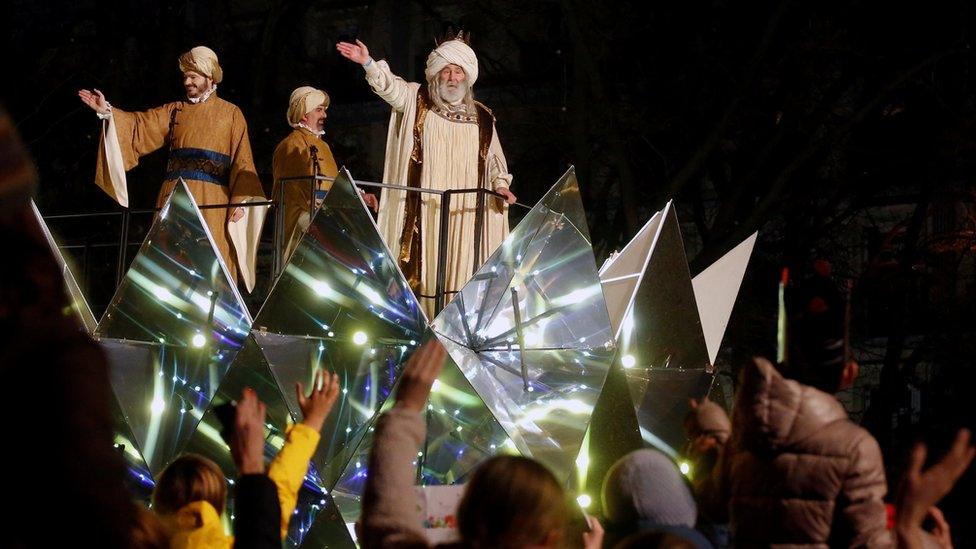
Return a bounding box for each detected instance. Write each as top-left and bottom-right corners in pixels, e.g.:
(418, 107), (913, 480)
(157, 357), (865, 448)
(188, 85), (217, 104)
(293, 122), (325, 137)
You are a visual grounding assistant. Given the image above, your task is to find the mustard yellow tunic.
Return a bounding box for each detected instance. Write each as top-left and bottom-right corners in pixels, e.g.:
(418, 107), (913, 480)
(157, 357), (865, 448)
(94, 94), (265, 279)
(270, 128), (338, 262)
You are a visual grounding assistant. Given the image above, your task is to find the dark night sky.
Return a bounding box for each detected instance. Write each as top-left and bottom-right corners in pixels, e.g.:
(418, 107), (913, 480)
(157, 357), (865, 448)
(4, 0), (976, 540)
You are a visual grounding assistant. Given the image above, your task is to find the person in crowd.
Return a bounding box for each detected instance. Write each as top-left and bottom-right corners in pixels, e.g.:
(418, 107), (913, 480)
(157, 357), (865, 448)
(696, 268), (890, 546)
(601, 448), (712, 548)
(0, 105), (137, 547)
(357, 339), (602, 549)
(151, 370), (340, 548)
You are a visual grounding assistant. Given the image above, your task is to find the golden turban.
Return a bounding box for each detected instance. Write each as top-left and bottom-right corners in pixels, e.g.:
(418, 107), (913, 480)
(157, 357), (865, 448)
(287, 86), (330, 126)
(425, 40), (478, 86)
(178, 46), (223, 84)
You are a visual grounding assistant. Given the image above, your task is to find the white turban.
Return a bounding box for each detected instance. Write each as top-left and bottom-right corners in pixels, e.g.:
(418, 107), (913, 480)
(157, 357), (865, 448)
(178, 46), (223, 84)
(425, 40), (478, 86)
(287, 86), (330, 126)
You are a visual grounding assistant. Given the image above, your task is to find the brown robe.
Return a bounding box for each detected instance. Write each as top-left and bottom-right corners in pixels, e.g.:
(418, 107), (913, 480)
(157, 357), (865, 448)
(95, 94), (265, 279)
(270, 128), (338, 262)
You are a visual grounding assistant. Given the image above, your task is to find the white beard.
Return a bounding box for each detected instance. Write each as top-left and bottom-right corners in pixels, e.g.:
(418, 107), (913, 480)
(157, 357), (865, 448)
(438, 80), (467, 104)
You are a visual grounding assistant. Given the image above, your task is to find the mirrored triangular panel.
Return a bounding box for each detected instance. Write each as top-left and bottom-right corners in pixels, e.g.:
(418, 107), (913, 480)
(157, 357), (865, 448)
(180, 336), (350, 548)
(97, 181), (252, 474)
(30, 200), (97, 333)
(254, 169), (426, 488)
(330, 336), (512, 528)
(613, 202), (711, 454)
(431, 167), (615, 482)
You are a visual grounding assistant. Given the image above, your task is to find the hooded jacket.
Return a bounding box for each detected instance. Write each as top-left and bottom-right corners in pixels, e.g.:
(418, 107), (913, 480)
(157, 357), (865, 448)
(700, 358), (890, 548)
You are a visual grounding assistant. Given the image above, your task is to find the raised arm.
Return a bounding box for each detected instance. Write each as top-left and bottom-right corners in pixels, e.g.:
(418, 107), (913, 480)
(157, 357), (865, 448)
(337, 40), (416, 113)
(358, 339), (448, 548)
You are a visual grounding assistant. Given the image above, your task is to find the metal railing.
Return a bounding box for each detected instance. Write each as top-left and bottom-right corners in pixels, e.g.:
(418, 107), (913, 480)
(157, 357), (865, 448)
(44, 176), (526, 315)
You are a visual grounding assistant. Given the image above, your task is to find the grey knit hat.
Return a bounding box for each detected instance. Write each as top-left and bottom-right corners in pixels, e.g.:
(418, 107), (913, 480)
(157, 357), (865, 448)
(601, 449), (697, 527)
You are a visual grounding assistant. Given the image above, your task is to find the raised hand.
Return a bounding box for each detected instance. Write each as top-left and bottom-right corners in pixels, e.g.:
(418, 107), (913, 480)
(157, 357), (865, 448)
(232, 387), (268, 475)
(395, 339), (447, 412)
(895, 429), (975, 548)
(362, 193), (379, 212)
(336, 39), (371, 65)
(296, 369), (341, 432)
(77, 88), (111, 115)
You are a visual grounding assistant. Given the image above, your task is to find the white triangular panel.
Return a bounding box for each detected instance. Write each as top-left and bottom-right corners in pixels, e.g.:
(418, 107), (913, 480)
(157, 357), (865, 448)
(692, 232), (757, 364)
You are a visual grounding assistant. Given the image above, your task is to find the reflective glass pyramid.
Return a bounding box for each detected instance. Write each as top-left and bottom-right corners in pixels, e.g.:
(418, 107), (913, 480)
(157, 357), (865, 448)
(599, 202), (756, 454)
(30, 200), (97, 333)
(97, 180), (252, 474)
(180, 337), (354, 548)
(330, 330), (512, 529)
(431, 167), (615, 482)
(253, 168), (426, 489)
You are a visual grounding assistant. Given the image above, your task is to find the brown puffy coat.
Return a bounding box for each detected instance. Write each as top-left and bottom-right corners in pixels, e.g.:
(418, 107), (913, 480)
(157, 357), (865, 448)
(700, 358), (891, 548)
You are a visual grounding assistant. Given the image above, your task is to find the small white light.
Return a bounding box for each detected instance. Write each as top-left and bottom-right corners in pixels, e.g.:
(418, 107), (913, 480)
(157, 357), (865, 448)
(352, 331), (368, 345)
(409, 340), (417, 346)
(191, 333), (206, 348)
(680, 461), (691, 476)
(621, 354), (636, 369)
(577, 494), (592, 508)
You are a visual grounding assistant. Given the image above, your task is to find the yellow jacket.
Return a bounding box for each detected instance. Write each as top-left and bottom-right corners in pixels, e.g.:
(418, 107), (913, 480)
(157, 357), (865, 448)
(164, 423), (321, 549)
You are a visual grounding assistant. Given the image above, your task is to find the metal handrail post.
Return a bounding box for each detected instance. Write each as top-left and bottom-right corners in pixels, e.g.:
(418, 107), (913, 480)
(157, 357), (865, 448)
(473, 187), (486, 270)
(434, 190), (453, 314)
(115, 208), (130, 286)
(273, 180), (285, 276)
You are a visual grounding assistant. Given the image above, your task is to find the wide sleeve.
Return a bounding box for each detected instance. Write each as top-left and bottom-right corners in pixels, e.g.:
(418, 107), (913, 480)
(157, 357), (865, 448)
(487, 123), (512, 190)
(832, 430), (892, 548)
(364, 60), (418, 114)
(94, 104), (174, 207)
(358, 406), (430, 548)
(228, 110), (265, 205)
(265, 423), (321, 539)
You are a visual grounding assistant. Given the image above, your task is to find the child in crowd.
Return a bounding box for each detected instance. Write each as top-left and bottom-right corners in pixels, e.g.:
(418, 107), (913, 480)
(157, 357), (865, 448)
(151, 371), (340, 548)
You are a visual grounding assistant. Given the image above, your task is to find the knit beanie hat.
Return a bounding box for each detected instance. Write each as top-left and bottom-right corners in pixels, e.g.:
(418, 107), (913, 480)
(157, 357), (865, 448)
(601, 449), (698, 528)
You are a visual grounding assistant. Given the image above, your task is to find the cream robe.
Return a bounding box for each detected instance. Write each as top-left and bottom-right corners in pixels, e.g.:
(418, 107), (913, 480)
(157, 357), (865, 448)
(364, 60), (512, 317)
(94, 94), (267, 292)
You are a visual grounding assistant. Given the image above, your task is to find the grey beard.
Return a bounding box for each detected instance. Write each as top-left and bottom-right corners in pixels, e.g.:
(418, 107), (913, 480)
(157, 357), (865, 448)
(438, 81), (467, 104)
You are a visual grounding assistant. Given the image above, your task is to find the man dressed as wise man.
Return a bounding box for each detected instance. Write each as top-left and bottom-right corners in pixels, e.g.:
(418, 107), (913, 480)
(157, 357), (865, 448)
(337, 33), (517, 317)
(272, 86), (378, 263)
(78, 46), (266, 291)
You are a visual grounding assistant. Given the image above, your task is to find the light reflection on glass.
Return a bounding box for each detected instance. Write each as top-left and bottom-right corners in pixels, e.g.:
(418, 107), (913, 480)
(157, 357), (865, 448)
(430, 167), (616, 483)
(253, 169), (425, 490)
(97, 181), (251, 475)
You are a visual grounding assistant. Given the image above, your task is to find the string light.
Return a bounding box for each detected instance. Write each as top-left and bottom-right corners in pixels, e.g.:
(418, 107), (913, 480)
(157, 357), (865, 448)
(191, 333), (206, 348)
(353, 331), (368, 345)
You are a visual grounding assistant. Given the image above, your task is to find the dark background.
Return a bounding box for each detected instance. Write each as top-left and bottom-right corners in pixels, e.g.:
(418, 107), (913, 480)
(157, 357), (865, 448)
(4, 0), (975, 542)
